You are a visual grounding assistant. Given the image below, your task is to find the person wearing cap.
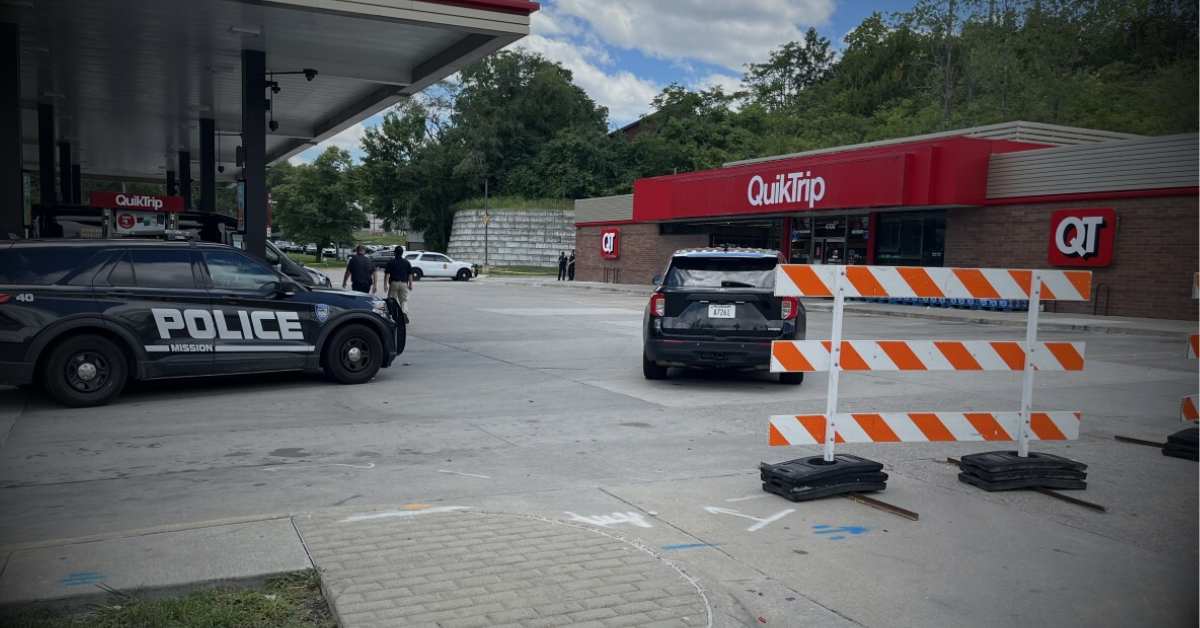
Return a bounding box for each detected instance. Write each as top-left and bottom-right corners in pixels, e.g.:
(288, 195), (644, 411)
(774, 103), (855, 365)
(384, 245), (414, 324)
(342, 245), (375, 294)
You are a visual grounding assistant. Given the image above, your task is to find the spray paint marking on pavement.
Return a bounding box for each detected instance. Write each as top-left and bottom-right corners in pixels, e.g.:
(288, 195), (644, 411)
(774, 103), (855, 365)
(661, 543), (720, 551)
(437, 469), (492, 479)
(724, 494), (770, 503)
(260, 462), (375, 471)
(340, 506), (470, 523)
(703, 506), (795, 532)
(563, 511), (653, 528)
(59, 571), (104, 587)
(812, 524), (869, 540)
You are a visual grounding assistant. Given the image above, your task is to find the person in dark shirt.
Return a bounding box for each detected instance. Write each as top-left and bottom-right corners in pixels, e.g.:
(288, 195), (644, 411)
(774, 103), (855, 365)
(557, 251), (567, 281)
(384, 246), (414, 324)
(342, 245), (375, 293)
(567, 249), (576, 280)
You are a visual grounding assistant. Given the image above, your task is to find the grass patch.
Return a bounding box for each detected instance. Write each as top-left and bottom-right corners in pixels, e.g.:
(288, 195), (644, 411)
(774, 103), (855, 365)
(453, 196), (573, 211)
(2, 570), (335, 628)
(485, 265), (558, 276)
(288, 254), (343, 269)
(351, 232), (408, 245)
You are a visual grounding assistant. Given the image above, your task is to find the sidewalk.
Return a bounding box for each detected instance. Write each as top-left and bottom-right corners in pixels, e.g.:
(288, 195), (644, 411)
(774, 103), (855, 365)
(479, 276), (1195, 337)
(0, 506), (810, 628)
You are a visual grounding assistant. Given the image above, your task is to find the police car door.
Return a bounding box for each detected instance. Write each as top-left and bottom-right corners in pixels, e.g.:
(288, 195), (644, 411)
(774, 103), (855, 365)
(95, 248), (214, 377)
(198, 249), (316, 372)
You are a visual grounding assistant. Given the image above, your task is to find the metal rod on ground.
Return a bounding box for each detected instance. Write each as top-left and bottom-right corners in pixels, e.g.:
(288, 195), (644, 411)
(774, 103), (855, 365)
(1018, 271), (1042, 458)
(823, 266), (847, 462)
(1113, 435), (1166, 448)
(843, 493), (920, 521)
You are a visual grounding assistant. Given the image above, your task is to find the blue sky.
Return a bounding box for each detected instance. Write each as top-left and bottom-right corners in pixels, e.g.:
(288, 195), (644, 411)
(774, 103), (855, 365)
(292, 1), (916, 164)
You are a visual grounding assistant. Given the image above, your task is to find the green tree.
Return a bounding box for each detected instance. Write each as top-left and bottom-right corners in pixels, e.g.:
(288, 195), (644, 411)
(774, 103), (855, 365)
(271, 147), (364, 260)
(744, 27), (835, 111)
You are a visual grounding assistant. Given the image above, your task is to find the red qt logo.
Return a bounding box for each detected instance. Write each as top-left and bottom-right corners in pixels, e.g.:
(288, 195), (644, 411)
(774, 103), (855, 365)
(1047, 208), (1116, 267)
(600, 228), (619, 259)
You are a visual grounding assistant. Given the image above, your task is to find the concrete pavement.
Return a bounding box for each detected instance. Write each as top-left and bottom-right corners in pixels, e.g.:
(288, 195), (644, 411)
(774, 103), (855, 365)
(0, 279), (1195, 627)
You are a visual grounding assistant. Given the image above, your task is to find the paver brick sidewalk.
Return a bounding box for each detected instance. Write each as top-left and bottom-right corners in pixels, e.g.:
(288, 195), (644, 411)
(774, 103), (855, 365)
(294, 509), (712, 628)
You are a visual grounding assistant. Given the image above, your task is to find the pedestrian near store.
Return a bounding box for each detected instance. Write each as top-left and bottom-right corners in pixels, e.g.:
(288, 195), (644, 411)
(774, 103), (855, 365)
(384, 246), (414, 324)
(557, 251), (567, 281)
(342, 245), (375, 294)
(567, 249), (576, 280)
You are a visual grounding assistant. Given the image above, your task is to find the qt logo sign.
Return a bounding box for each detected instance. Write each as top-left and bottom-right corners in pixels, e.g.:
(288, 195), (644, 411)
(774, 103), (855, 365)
(1048, 208), (1116, 267)
(600, 228), (620, 259)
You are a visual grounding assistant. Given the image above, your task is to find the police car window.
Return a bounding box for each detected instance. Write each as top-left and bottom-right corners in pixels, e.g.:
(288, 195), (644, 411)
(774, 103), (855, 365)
(0, 247), (99, 285)
(204, 251), (278, 291)
(422, 254), (447, 262)
(664, 256), (776, 289)
(129, 250), (198, 289)
(106, 253), (136, 287)
(404, 253), (419, 260)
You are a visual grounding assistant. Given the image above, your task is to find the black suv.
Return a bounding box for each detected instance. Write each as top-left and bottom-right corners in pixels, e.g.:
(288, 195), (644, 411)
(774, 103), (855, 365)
(0, 240), (402, 407)
(642, 248), (806, 384)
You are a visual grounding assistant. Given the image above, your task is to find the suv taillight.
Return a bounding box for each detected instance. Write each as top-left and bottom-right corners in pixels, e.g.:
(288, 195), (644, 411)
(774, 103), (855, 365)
(780, 296), (798, 320)
(650, 292), (666, 317)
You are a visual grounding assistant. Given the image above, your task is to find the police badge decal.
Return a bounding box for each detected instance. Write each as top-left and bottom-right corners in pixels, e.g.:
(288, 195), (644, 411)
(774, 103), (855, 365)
(315, 303), (331, 323)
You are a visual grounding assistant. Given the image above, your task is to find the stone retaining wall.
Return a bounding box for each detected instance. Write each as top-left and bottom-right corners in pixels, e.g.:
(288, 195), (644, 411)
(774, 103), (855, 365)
(447, 208), (575, 267)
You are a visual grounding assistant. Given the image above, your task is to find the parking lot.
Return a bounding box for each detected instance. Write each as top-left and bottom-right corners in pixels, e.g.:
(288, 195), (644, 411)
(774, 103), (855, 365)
(1, 279), (1196, 626)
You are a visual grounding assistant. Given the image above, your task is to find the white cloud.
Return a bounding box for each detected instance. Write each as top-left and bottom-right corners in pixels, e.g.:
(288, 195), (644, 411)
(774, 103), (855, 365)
(289, 120), (371, 165)
(696, 73), (743, 95)
(554, 0), (835, 71)
(511, 34), (660, 127)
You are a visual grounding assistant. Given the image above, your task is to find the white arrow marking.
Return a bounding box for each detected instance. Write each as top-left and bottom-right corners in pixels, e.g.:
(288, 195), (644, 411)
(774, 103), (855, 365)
(563, 511), (653, 528)
(703, 506), (795, 532)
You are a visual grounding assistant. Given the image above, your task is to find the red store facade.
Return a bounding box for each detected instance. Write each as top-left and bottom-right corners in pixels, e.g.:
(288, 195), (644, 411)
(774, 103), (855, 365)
(574, 123), (1198, 320)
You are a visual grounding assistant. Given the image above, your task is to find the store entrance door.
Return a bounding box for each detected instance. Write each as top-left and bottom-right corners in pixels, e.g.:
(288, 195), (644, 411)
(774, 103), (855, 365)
(813, 238), (846, 264)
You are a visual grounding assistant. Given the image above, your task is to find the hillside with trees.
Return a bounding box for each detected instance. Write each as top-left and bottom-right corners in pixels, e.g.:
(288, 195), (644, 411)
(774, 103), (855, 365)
(273, 0), (1197, 251)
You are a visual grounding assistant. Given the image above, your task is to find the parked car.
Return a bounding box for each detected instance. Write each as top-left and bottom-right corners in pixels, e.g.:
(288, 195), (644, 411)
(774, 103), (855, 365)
(0, 239), (403, 406)
(403, 251), (474, 281)
(642, 248), (806, 384)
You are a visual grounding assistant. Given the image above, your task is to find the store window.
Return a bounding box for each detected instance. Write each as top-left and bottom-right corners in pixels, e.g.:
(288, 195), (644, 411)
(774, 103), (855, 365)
(874, 211), (945, 267)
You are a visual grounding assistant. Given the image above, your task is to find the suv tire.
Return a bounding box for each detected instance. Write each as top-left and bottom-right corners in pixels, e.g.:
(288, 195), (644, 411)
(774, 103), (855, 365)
(456, 268), (472, 281)
(643, 352), (668, 380)
(779, 372), (804, 385)
(43, 334), (128, 407)
(323, 324), (383, 384)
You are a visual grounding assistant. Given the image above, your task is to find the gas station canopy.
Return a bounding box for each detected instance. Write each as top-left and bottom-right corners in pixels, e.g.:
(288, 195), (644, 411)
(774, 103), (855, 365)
(6, 0), (537, 181)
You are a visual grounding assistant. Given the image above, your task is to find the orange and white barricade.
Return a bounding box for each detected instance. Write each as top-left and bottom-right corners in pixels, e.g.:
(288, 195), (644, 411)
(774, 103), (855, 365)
(771, 264), (1091, 461)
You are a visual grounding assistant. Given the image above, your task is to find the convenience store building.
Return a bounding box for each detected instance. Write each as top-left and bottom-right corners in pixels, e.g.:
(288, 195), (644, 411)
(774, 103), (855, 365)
(574, 122), (1198, 320)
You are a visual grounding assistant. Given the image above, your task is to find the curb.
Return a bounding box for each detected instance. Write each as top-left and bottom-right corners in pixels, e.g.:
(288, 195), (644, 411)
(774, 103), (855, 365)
(479, 277), (1187, 337)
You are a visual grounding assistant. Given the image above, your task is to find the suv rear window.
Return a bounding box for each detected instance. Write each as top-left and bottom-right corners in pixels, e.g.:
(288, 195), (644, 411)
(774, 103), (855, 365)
(664, 256), (777, 289)
(0, 247), (101, 285)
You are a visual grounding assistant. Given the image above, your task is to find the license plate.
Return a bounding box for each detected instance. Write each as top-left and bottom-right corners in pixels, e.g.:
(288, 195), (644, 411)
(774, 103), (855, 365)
(708, 304), (735, 319)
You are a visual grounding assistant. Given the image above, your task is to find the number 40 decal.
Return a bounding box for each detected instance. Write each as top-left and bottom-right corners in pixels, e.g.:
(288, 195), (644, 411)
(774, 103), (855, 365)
(14, 293), (34, 303)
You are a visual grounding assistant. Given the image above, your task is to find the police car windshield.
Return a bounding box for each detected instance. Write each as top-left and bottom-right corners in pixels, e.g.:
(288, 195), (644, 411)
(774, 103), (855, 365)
(664, 256), (776, 289)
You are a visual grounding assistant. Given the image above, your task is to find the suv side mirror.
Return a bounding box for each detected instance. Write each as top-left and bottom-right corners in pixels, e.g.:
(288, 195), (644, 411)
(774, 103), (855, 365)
(652, 274), (663, 286)
(263, 280), (296, 298)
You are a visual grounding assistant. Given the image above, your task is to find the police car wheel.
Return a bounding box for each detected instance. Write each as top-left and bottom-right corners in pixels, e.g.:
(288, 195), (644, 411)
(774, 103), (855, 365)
(412, 269), (423, 281)
(44, 335), (127, 407)
(642, 352), (668, 380)
(456, 268), (471, 281)
(324, 324), (383, 384)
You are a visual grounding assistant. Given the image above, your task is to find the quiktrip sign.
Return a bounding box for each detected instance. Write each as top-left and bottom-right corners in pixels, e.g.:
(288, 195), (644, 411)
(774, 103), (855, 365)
(89, 192), (184, 213)
(1047, 208), (1116, 267)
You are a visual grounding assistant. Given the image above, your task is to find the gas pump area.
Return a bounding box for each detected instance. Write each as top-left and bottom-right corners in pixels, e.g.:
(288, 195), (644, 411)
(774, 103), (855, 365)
(1, 0), (537, 257)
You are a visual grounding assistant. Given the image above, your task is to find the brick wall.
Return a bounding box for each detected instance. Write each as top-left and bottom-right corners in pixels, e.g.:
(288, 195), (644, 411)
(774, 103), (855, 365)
(575, 223), (707, 284)
(945, 195), (1199, 320)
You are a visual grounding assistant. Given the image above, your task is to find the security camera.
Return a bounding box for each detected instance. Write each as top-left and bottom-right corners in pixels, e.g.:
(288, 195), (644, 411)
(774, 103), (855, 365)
(217, 164), (225, 173)
(303, 68), (317, 81)
(269, 120), (279, 132)
(270, 82), (280, 94)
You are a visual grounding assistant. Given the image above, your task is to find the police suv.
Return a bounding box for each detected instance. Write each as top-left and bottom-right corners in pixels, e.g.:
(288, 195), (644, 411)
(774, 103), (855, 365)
(0, 239), (402, 407)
